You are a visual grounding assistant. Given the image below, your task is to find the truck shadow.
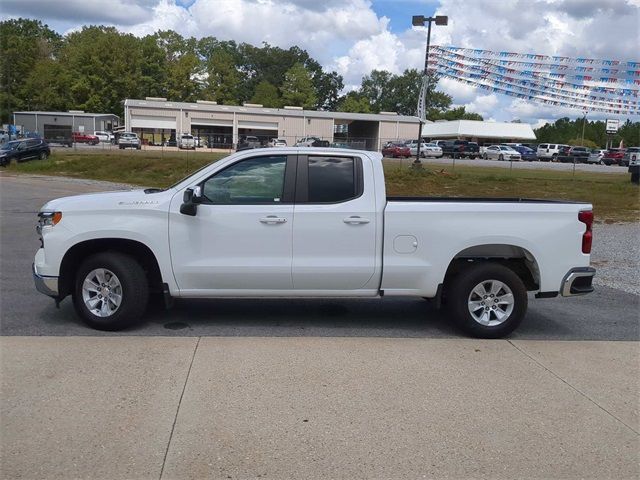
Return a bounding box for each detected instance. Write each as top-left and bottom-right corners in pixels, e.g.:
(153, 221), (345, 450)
(31, 286), (639, 341)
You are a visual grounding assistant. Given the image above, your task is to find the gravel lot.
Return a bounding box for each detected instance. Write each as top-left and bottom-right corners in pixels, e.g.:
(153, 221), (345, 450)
(592, 222), (640, 295)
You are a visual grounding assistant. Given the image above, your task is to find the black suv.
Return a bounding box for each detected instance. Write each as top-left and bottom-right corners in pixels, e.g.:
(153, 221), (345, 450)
(0, 139), (50, 166)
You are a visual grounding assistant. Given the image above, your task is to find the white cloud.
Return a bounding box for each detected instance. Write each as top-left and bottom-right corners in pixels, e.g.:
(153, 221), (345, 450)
(3, 0), (638, 125)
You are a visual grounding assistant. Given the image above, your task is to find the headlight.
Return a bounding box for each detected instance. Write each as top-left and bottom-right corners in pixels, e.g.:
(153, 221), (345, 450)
(38, 211), (63, 228)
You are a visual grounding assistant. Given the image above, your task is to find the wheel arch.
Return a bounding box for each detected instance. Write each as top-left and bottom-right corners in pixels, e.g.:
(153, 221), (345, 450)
(443, 243), (540, 291)
(58, 238), (163, 299)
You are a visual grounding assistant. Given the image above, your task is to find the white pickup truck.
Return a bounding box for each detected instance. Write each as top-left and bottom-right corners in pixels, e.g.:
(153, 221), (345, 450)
(33, 148), (596, 338)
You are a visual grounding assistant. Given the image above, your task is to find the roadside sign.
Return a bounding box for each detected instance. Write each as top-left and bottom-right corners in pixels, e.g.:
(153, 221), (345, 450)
(606, 119), (619, 134)
(78, 125), (85, 133)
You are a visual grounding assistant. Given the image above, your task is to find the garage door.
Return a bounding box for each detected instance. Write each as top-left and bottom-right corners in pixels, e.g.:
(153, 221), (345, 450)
(130, 115), (176, 129)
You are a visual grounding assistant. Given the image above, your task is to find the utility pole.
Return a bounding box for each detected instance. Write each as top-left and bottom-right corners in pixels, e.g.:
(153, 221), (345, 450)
(412, 14), (448, 165)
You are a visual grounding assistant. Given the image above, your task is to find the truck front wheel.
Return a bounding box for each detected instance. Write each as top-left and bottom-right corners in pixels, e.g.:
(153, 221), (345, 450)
(73, 252), (149, 331)
(447, 263), (527, 338)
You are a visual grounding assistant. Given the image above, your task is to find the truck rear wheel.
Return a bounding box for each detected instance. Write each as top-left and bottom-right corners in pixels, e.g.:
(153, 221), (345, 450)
(446, 263), (527, 338)
(73, 252), (149, 331)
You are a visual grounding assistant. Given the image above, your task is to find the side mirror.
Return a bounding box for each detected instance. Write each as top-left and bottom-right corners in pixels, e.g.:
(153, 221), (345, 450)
(180, 186), (203, 216)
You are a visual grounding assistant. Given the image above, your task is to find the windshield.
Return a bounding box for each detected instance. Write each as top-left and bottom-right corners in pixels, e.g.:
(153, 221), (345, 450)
(0, 141), (20, 151)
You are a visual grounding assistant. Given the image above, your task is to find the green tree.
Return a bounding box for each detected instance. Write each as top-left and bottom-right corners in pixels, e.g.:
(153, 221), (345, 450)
(0, 18), (61, 122)
(152, 30), (201, 101)
(337, 92), (371, 113)
(20, 59), (72, 112)
(60, 26), (144, 116)
(203, 48), (240, 104)
(280, 63), (317, 108)
(432, 106), (483, 121)
(250, 80), (281, 107)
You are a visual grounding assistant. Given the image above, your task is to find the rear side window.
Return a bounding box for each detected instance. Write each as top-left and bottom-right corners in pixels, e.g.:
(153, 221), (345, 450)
(308, 156), (356, 203)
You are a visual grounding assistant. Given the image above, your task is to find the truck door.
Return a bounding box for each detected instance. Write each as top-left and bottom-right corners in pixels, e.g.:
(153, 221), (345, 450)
(292, 154), (377, 291)
(169, 154), (297, 293)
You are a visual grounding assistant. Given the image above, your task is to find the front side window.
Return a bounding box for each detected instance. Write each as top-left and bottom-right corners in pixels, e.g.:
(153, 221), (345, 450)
(202, 155), (286, 204)
(308, 156), (356, 203)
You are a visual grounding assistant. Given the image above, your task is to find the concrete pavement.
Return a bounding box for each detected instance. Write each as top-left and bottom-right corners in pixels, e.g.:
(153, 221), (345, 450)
(2, 336), (638, 479)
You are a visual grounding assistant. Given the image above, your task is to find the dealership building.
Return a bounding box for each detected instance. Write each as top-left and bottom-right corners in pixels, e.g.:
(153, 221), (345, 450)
(421, 119), (536, 145)
(13, 111), (120, 139)
(124, 98), (421, 149)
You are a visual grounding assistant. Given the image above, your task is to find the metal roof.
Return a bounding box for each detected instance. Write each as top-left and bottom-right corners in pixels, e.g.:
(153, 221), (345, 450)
(13, 111), (119, 118)
(124, 98), (421, 124)
(421, 120), (536, 140)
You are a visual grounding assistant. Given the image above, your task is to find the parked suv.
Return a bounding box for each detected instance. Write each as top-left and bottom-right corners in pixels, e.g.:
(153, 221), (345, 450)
(118, 132), (141, 150)
(0, 138), (50, 166)
(537, 144), (569, 161)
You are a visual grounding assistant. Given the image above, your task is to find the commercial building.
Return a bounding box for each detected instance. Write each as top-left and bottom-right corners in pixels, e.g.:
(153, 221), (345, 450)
(12, 111), (120, 140)
(421, 119), (536, 145)
(124, 98), (420, 149)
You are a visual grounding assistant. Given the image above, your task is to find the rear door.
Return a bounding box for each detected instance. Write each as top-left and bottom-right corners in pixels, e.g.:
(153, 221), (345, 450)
(292, 154), (377, 291)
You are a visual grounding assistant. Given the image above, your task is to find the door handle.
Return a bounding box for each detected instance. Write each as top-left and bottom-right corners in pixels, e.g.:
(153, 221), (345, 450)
(343, 216), (370, 224)
(260, 216), (287, 224)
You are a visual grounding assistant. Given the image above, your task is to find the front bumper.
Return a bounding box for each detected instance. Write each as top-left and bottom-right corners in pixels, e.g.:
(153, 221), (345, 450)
(33, 263), (59, 297)
(560, 267), (596, 297)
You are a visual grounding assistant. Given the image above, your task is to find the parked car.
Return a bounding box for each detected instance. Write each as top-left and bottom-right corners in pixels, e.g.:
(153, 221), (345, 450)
(94, 131), (113, 143)
(237, 136), (262, 151)
(602, 148), (626, 166)
(620, 147), (638, 167)
(628, 147), (639, 183)
(441, 140), (480, 159)
(382, 142), (411, 158)
(268, 138), (287, 147)
(0, 138), (50, 166)
(295, 136), (321, 147)
(483, 145), (521, 161)
(163, 138), (178, 148)
(118, 132), (141, 150)
(33, 147), (597, 338)
(537, 144), (569, 161)
(510, 145), (537, 161)
(406, 141), (443, 158)
(72, 132), (99, 145)
(587, 149), (607, 164)
(559, 146), (590, 163)
(178, 134), (196, 150)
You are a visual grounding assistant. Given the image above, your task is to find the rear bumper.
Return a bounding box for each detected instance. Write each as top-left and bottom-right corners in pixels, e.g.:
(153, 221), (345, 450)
(561, 267), (596, 297)
(33, 263), (59, 298)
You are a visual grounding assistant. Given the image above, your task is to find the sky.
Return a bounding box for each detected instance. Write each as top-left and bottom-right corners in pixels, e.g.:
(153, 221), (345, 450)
(1, 0), (639, 127)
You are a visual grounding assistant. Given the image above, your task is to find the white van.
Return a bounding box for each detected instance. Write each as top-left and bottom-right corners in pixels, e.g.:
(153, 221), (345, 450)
(178, 134), (196, 150)
(537, 143), (568, 161)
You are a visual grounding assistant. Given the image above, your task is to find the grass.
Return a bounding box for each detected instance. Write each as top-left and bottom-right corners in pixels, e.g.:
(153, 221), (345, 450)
(4, 149), (639, 223)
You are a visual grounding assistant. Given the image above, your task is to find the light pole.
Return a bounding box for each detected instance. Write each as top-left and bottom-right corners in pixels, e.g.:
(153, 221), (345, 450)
(412, 14), (448, 165)
(580, 110), (588, 146)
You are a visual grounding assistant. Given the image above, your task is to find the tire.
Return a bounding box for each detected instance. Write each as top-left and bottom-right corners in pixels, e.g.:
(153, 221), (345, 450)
(119, 145), (124, 150)
(498, 154), (504, 161)
(73, 252), (149, 331)
(446, 262), (528, 338)
(483, 153), (488, 160)
(38, 151), (48, 160)
(136, 145), (141, 150)
(551, 153), (558, 162)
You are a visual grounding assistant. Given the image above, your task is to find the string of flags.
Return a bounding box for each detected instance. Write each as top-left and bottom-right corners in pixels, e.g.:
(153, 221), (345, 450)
(430, 46), (639, 115)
